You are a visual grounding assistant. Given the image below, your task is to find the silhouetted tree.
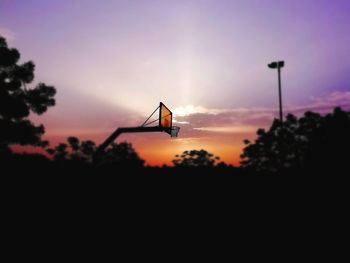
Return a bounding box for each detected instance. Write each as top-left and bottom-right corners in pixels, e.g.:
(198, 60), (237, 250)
(240, 107), (350, 173)
(102, 141), (144, 167)
(172, 149), (221, 167)
(48, 138), (144, 167)
(47, 137), (97, 162)
(0, 35), (56, 154)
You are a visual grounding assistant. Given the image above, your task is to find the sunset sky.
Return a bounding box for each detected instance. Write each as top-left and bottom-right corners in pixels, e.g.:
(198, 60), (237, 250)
(1, 0), (350, 166)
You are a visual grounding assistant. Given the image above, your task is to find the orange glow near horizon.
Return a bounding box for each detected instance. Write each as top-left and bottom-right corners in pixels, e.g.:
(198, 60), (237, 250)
(10, 126), (257, 167)
(11, 126), (256, 167)
(141, 140), (243, 167)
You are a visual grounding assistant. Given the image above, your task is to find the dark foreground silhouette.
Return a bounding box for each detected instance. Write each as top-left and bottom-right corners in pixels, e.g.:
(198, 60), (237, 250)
(0, 36), (56, 155)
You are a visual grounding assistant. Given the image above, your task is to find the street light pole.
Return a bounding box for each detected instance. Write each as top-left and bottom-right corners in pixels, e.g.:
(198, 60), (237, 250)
(277, 66), (283, 122)
(268, 61), (284, 122)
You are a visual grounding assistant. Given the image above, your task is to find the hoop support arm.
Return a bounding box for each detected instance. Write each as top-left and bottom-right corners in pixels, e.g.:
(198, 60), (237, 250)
(94, 126), (167, 162)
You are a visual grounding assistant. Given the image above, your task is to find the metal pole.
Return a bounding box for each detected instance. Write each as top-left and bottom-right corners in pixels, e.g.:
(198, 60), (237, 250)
(277, 66), (283, 122)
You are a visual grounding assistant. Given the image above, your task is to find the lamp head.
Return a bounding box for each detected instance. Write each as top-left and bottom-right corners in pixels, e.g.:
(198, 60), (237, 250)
(268, 61), (284, 69)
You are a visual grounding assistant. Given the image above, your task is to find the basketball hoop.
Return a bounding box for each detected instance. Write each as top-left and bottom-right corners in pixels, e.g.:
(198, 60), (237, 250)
(94, 102), (180, 163)
(170, 126), (180, 138)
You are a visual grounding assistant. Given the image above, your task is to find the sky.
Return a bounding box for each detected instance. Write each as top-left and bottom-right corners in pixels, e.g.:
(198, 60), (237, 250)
(1, 0), (350, 166)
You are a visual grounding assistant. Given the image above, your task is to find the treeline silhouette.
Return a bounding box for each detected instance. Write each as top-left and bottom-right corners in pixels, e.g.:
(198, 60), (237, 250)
(241, 107), (350, 176)
(1, 35), (349, 178)
(3, 108), (348, 177)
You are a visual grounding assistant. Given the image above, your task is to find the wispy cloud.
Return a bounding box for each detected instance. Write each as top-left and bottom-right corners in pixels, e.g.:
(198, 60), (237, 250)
(283, 91), (350, 114)
(0, 27), (15, 41)
(174, 91), (350, 138)
(307, 91), (350, 110)
(173, 120), (190, 124)
(193, 126), (257, 134)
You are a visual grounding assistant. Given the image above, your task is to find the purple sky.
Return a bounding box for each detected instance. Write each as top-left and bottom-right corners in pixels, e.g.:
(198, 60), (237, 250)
(1, 0), (350, 165)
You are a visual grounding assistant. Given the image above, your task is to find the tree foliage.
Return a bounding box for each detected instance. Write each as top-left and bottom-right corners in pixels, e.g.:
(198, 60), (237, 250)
(47, 138), (144, 167)
(102, 141), (145, 167)
(47, 136), (97, 162)
(172, 149), (221, 167)
(240, 107), (350, 173)
(0, 35), (56, 153)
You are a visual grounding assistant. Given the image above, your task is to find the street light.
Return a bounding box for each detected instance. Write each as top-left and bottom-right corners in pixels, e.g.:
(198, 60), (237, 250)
(268, 60), (284, 122)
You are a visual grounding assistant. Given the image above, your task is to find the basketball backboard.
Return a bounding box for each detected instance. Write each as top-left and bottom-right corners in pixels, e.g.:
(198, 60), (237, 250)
(140, 102), (179, 137)
(159, 102), (172, 129)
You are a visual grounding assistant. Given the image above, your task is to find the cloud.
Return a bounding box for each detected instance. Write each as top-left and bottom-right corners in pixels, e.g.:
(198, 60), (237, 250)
(0, 27), (15, 41)
(176, 108), (275, 127)
(174, 90), (350, 138)
(173, 120), (190, 124)
(282, 91), (350, 115)
(307, 91), (350, 110)
(173, 105), (226, 117)
(193, 126), (257, 134)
